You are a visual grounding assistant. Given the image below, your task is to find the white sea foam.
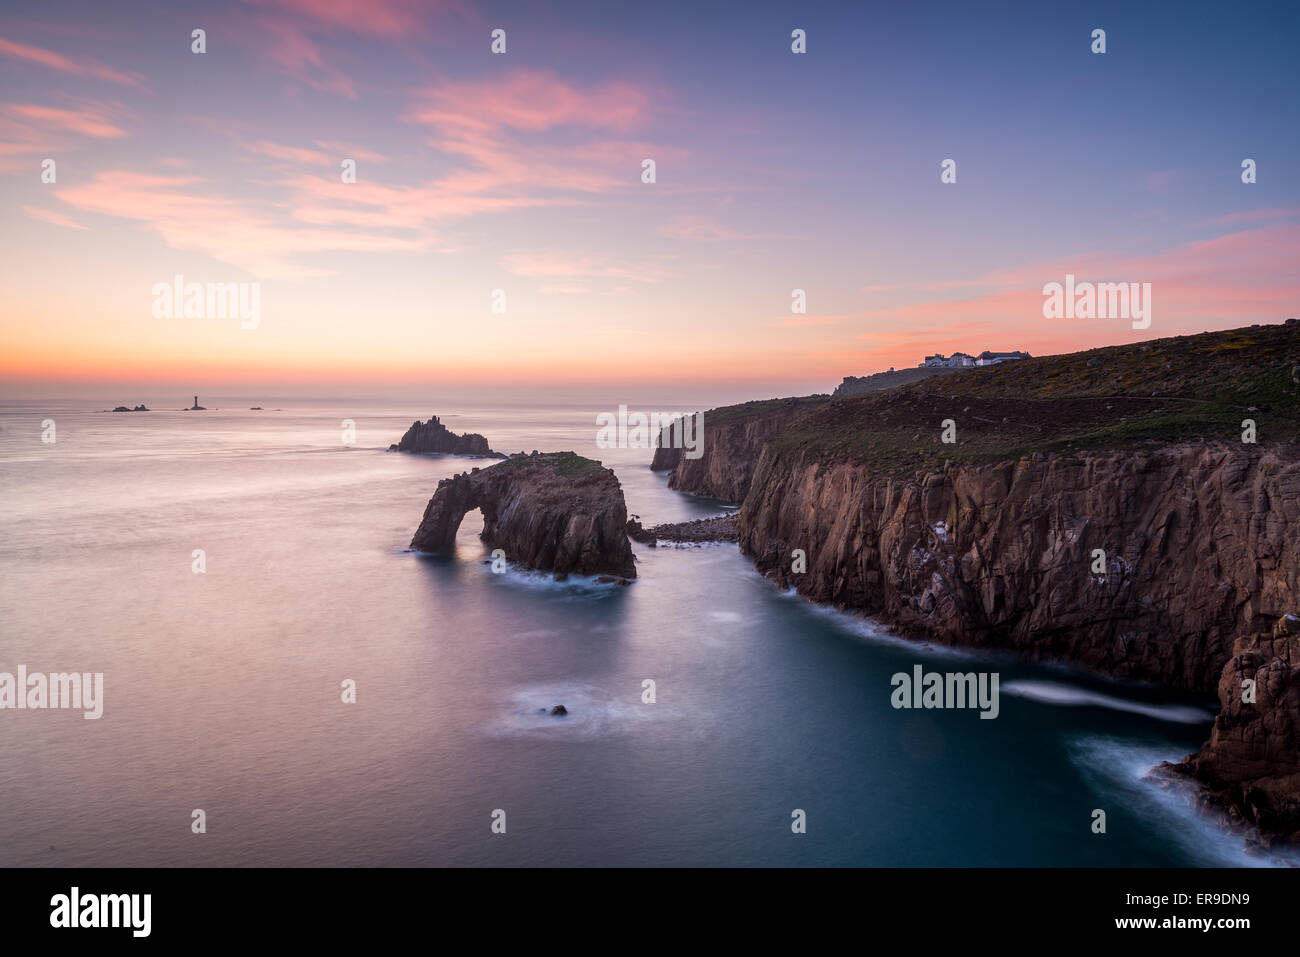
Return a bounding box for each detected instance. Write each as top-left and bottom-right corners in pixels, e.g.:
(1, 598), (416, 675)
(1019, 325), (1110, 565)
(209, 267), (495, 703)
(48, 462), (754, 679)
(484, 682), (657, 740)
(773, 586), (980, 660)
(1003, 680), (1212, 724)
(1069, 736), (1298, 867)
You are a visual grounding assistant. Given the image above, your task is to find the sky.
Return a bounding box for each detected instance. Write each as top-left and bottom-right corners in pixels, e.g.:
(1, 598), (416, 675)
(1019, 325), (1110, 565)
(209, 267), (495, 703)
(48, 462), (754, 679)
(1, 0), (1297, 400)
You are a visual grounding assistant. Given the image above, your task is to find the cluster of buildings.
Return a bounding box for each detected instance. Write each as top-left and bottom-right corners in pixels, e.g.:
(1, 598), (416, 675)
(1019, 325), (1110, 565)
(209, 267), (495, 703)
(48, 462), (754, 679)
(920, 350), (1030, 368)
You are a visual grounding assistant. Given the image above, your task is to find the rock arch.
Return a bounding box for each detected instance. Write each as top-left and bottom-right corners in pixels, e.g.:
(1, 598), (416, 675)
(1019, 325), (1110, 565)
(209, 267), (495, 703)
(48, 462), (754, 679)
(410, 452), (636, 580)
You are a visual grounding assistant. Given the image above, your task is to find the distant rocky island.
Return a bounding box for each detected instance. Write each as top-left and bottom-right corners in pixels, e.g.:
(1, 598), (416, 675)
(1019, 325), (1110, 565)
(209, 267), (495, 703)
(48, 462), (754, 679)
(390, 414), (504, 457)
(111, 404), (149, 412)
(650, 320), (1300, 850)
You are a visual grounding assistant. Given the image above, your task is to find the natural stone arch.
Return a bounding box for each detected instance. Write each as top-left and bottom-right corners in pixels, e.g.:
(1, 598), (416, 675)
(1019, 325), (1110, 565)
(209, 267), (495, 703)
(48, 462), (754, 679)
(410, 452), (636, 580)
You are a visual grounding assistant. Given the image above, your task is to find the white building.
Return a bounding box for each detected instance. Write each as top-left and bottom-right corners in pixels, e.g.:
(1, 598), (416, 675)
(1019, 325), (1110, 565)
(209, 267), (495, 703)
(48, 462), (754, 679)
(919, 352), (977, 368)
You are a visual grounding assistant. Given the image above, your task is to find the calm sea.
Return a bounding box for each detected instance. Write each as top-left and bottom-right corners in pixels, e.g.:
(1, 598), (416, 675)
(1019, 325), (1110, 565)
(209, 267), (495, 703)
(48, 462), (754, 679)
(0, 398), (1276, 866)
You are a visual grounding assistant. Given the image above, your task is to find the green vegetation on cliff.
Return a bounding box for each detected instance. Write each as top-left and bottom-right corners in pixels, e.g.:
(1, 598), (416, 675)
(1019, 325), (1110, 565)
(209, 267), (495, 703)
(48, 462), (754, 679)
(766, 322), (1300, 473)
(492, 451), (606, 478)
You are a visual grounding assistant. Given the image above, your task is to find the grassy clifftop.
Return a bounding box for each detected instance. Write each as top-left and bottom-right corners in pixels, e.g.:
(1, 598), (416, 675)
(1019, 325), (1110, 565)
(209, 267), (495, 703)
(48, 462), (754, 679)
(765, 322), (1300, 472)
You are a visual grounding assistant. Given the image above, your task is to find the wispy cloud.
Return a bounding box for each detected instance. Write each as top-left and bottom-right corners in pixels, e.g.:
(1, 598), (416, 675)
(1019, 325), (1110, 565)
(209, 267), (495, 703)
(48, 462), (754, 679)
(53, 170), (428, 278)
(7, 103), (127, 139)
(257, 18), (358, 99)
(20, 204), (88, 230)
(502, 251), (666, 284)
(0, 34), (148, 88)
(404, 69), (663, 196)
(241, 138), (334, 165)
(657, 214), (766, 242)
(243, 0), (468, 38)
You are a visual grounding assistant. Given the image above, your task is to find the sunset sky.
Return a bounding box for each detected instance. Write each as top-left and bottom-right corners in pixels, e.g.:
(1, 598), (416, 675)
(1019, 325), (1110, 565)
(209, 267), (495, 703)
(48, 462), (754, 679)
(1, 0), (1297, 398)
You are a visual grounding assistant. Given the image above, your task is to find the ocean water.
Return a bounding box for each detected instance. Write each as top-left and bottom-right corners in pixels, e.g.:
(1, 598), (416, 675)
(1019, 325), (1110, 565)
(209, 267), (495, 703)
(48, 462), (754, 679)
(0, 398), (1278, 867)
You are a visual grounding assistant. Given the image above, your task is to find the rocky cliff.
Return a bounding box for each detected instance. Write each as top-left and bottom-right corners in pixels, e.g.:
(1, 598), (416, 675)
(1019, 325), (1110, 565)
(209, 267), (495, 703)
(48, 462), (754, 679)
(650, 396), (827, 502)
(655, 321), (1300, 841)
(410, 451), (635, 579)
(391, 414), (503, 456)
(738, 442), (1300, 691)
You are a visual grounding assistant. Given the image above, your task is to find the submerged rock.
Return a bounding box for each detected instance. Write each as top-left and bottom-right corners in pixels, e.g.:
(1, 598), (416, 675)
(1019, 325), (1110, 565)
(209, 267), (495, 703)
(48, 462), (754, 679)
(410, 451), (637, 579)
(390, 414), (504, 457)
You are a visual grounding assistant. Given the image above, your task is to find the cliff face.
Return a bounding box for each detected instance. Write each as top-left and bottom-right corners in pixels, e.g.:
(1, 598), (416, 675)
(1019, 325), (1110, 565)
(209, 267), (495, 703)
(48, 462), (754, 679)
(410, 452), (635, 579)
(391, 414), (503, 456)
(650, 397), (827, 503)
(737, 444), (1300, 691)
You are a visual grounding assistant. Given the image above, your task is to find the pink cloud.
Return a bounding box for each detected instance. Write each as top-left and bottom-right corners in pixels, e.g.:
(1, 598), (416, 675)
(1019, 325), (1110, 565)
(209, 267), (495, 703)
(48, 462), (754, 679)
(0, 35), (147, 88)
(7, 103), (127, 139)
(407, 70), (649, 134)
(21, 205), (88, 230)
(314, 140), (386, 163)
(242, 0), (467, 37)
(538, 284), (591, 295)
(768, 313), (860, 328)
(54, 170), (428, 279)
(502, 251), (666, 284)
(403, 70), (664, 195)
(242, 139), (333, 165)
(244, 70), (668, 244)
(1208, 206), (1300, 226)
(657, 215), (763, 242)
(258, 19), (358, 99)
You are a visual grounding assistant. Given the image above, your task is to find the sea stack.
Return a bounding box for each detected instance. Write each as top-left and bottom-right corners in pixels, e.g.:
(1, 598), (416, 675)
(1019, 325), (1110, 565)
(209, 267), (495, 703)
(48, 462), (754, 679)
(390, 414), (504, 457)
(410, 451), (636, 580)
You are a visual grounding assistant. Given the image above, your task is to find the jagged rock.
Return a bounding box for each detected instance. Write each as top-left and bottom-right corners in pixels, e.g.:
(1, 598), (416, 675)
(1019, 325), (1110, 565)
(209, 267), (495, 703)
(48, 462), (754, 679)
(625, 517), (655, 545)
(627, 514), (739, 545)
(390, 414), (504, 457)
(1157, 625), (1300, 846)
(551, 705), (568, 716)
(650, 397), (823, 501)
(410, 452), (636, 579)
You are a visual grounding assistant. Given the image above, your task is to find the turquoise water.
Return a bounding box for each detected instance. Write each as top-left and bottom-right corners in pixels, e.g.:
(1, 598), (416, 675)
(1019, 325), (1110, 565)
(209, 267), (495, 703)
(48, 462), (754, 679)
(0, 399), (1274, 866)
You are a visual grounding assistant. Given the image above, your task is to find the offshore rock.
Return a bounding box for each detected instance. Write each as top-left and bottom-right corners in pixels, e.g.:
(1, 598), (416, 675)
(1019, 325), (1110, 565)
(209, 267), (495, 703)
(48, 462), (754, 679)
(410, 452), (636, 579)
(390, 414), (504, 457)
